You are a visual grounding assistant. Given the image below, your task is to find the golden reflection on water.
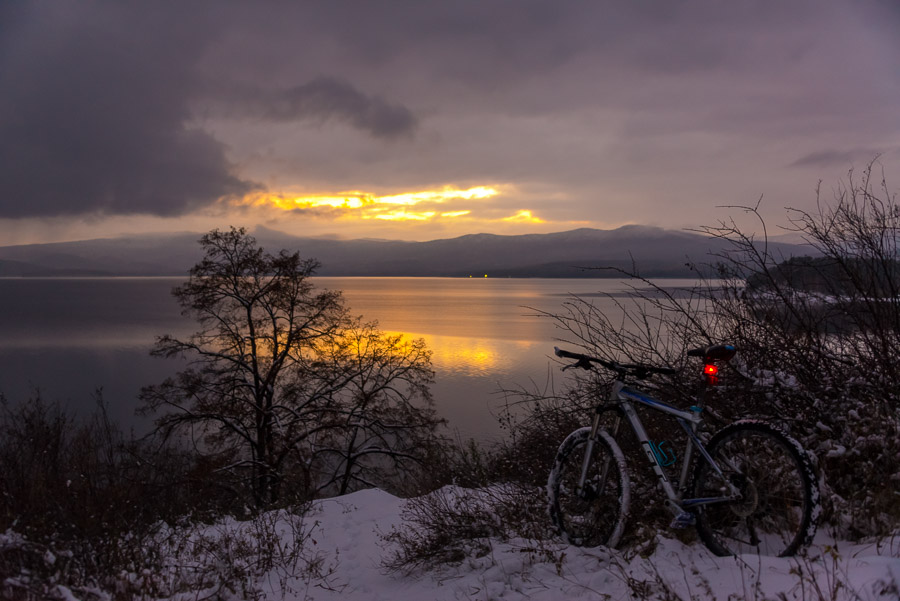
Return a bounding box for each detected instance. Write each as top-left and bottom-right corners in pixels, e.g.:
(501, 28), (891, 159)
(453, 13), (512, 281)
(384, 331), (540, 376)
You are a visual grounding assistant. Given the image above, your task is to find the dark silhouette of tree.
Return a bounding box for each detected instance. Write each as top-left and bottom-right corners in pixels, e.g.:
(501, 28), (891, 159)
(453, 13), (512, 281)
(308, 317), (438, 496)
(140, 227), (441, 507)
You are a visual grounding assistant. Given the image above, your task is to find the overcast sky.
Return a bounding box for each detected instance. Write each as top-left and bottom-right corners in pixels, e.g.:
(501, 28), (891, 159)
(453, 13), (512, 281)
(1, 1), (898, 244)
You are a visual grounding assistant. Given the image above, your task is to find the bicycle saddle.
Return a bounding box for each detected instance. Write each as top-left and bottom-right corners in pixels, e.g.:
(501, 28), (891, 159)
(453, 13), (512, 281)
(687, 344), (736, 362)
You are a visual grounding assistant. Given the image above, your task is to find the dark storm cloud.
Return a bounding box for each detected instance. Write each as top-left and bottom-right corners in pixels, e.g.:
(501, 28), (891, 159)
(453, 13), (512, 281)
(224, 77), (417, 140)
(0, 3), (257, 219)
(2, 0), (898, 228)
(0, 2), (427, 220)
(272, 77), (417, 139)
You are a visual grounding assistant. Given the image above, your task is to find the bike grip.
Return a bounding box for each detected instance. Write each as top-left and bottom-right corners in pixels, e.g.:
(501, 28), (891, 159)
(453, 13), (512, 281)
(554, 346), (577, 359)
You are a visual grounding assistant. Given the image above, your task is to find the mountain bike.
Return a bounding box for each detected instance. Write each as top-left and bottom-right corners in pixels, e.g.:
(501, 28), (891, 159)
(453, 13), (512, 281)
(546, 344), (820, 557)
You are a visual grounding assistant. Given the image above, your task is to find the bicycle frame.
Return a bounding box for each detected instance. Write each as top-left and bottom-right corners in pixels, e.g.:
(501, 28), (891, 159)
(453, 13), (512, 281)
(552, 344), (818, 556)
(581, 378), (741, 516)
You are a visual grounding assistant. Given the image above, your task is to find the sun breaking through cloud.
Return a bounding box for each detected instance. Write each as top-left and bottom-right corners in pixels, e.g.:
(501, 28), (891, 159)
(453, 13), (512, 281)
(232, 184), (563, 236)
(238, 186), (499, 222)
(375, 187), (498, 205)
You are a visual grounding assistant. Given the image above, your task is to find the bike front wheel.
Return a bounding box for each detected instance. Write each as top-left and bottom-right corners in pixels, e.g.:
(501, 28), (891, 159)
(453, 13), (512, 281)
(547, 427), (630, 548)
(691, 420), (820, 557)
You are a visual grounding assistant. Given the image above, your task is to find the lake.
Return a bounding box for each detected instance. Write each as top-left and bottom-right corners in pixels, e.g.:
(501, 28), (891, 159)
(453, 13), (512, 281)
(0, 277), (696, 440)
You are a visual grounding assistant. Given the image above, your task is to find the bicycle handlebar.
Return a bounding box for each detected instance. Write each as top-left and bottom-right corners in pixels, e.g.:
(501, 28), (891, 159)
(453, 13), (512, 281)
(555, 343), (736, 378)
(554, 347), (677, 377)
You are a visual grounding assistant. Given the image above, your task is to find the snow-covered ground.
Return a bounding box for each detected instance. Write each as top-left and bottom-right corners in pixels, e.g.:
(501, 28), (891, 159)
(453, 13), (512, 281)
(246, 488), (900, 601)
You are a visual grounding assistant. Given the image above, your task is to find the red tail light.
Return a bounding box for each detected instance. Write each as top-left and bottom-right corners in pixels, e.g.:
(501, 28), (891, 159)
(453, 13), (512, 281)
(704, 363), (719, 386)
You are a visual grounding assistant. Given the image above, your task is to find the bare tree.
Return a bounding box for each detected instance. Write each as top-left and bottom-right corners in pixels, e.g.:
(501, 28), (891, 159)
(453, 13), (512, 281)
(140, 227), (441, 507)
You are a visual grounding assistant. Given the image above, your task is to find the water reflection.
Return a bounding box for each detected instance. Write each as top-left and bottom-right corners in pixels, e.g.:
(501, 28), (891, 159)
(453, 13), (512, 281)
(385, 331), (541, 377)
(0, 277), (688, 440)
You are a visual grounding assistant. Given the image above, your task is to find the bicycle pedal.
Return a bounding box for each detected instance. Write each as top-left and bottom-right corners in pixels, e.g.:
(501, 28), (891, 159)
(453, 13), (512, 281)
(670, 511), (696, 529)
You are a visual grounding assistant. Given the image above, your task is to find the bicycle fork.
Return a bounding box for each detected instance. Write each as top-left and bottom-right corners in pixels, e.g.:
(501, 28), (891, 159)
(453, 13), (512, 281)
(576, 406), (620, 498)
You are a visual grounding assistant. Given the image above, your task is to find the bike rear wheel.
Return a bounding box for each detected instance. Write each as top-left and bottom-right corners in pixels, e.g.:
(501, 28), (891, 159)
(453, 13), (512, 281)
(691, 420), (819, 557)
(547, 427), (630, 548)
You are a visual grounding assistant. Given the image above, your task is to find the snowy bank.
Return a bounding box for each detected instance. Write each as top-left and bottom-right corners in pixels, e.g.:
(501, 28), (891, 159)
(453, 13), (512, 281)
(23, 487), (899, 600)
(253, 488), (900, 601)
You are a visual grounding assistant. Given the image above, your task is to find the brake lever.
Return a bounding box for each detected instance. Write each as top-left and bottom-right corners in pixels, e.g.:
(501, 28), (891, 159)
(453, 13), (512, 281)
(562, 358), (593, 372)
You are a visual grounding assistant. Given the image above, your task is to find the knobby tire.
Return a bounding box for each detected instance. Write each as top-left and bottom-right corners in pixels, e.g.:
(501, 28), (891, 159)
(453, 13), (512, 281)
(547, 427), (630, 548)
(691, 420), (819, 557)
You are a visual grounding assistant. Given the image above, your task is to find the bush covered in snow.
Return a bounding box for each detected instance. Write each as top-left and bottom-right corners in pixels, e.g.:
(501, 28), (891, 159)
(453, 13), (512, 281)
(0, 393), (332, 600)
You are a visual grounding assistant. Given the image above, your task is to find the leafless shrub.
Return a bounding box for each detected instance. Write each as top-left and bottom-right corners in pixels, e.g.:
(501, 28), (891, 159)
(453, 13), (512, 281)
(0, 392), (334, 599)
(1, 505), (333, 601)
(381, 484), (555, 574)
(523, 160), (900, 538)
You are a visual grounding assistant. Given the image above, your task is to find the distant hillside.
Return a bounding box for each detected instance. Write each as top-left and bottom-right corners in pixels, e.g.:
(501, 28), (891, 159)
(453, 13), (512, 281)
(0, 225), (812, 278)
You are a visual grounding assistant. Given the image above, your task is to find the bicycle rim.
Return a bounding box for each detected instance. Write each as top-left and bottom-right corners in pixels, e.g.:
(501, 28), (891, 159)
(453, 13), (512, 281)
(547, 427), (630, 548)
(692, 422), (817, 557)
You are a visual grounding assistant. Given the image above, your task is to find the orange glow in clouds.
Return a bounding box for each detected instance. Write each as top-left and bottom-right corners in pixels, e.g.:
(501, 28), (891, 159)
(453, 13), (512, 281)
(375, 186), (498, 205)
(238, 185), (547, 227)
(503, 210), (545, 224)
(373, 210), (436, 221)
(243, 186), (497, 218)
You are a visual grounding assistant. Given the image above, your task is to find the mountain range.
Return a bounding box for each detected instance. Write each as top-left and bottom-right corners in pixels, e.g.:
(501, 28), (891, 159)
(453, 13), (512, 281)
(0, 225), (810, 278)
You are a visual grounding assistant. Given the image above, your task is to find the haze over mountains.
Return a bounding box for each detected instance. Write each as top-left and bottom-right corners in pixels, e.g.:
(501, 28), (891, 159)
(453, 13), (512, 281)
(0, 225), (810, 278)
